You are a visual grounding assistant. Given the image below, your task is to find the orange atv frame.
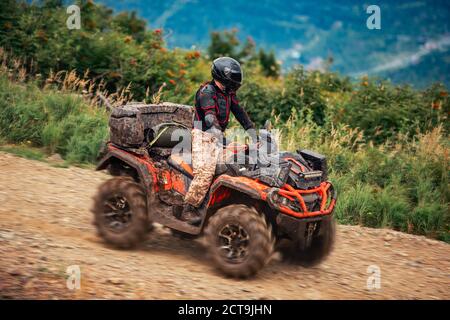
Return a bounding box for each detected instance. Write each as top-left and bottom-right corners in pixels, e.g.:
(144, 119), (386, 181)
(96, 143), (336, 237)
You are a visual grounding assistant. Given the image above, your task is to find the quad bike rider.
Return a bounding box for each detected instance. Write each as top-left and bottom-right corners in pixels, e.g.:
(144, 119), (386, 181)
(181, 57), (255, 225)
(92, 59), (337, 278)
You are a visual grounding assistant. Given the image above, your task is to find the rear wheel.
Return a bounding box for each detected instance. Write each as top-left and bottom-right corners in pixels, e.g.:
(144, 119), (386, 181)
(205, 204), (274, 278)
(92, 177), (150, 249)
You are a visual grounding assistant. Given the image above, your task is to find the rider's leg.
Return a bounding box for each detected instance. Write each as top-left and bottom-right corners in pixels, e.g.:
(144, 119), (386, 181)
(182, 129), (219, 224)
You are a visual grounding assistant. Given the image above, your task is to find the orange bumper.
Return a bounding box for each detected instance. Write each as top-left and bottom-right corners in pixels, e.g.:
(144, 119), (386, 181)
(269, 182), (336, 218)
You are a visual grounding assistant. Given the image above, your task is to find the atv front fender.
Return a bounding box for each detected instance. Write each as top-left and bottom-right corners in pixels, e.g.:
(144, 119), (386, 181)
(207, 175), (271, 207)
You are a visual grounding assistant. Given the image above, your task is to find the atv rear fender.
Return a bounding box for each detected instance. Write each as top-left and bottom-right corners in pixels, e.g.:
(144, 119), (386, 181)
(96, 146), (155, 192)
(96, 145), (204, 236)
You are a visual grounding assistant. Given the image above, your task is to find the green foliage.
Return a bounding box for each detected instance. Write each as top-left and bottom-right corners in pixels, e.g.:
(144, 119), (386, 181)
(111, 11), (146, 42)
(207, 29), (280, 78)
(334, 79), (448, 143)
(3, 1), (446, 142)
(207, 29), (257, 62)
(240, 67), (330, 125)
(277, 112), (449, 242)
(0, 1), (448, 242)
(0, 0), (203, 101)
(208, 29), (243, 60)
(0, 74), (108, 164)
(0, 77), (47, 144)
(237, 81), (274, 125)
(0, 144), (46, 161)
(258, 49), (280, 78)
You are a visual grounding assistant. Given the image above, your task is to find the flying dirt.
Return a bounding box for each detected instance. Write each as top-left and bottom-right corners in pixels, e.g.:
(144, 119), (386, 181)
(0, 151), (449, 299)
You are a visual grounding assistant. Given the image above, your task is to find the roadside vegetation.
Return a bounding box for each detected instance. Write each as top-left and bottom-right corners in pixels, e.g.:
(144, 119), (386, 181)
(0, 1), (448, 241)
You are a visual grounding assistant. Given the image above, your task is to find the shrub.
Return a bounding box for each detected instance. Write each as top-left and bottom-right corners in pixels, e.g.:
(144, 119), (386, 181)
(0, 73), (108, 164)
(336, 79), (448, 142)
(276, 114), (449, 241)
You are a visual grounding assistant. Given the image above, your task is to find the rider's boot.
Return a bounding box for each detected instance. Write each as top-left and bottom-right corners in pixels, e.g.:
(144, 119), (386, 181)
(179, 204), (202, 226)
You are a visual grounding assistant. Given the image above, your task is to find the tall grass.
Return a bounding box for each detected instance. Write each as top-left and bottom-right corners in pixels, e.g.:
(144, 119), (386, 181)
(0, 76), (109, 163)
(276, 112), (449, 241)
(0, 50), (110, 164)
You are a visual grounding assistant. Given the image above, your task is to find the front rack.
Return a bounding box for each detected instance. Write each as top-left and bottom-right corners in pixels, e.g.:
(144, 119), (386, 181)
(268, 182), (337, 218)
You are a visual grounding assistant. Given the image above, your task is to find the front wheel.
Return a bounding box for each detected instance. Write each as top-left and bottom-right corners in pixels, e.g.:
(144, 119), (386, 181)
(205, 204), (274, 278)
(282, 216), (336, 266)
(92, 177), (150, 249)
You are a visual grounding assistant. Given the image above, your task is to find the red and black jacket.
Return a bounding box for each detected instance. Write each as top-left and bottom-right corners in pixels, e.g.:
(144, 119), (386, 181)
(194, 80), (254, 132)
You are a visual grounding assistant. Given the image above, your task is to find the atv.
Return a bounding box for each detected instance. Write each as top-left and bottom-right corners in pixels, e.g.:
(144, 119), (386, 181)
(92, 102), (337, 278)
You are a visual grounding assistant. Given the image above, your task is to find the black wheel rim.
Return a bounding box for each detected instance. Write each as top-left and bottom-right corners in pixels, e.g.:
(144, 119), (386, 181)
(103, 194), (132, 233)
(218, 223), (250, 263)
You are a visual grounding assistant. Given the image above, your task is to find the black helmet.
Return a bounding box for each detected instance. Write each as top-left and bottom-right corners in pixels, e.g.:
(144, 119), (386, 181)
(211, 57), (243, 92)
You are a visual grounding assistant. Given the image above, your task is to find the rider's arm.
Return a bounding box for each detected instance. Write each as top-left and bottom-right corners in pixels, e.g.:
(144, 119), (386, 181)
(198, 86), (223, 138)
(230, 94), (255, 131)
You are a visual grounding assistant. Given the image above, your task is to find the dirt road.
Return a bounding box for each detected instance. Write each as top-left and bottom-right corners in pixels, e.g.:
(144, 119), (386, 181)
(0, 152), (448, 299)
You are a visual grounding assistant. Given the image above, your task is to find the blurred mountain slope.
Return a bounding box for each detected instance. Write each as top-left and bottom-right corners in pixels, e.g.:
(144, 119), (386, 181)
(98, 0), (450, 87)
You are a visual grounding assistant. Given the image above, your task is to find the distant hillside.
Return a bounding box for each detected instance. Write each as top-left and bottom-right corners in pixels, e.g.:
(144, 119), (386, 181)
(98, 0), (450, 88)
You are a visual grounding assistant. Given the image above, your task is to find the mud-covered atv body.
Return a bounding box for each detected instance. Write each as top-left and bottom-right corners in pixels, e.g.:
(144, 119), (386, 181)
(92, 103), (337, 278)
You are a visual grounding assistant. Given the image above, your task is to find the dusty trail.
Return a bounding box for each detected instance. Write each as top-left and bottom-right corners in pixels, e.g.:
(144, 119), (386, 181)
(0, 152), (448, 299)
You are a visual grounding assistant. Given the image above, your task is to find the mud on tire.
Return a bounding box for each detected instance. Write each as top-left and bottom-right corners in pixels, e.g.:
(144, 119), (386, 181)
(92, 177), (150, 249)
(282, 216), (336, 267)
(205, 204), (274, 278)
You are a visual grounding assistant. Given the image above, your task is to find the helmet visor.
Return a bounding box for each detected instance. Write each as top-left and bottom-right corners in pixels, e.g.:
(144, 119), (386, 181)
(230, 70), (242, 84)
(227, 80), (241, 92)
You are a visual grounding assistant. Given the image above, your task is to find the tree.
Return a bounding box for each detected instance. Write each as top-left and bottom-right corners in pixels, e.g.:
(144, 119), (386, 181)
(207, 29), (240, 60)
(258, 49), (280, 78)
(112, 11), (146, 42)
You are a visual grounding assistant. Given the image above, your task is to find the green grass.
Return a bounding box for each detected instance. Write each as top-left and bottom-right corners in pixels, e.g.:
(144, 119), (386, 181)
(0, 75), (109, 165)
(277, 113), (449, 242)
(0, 144), (46, 161)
